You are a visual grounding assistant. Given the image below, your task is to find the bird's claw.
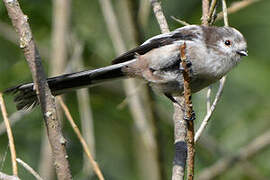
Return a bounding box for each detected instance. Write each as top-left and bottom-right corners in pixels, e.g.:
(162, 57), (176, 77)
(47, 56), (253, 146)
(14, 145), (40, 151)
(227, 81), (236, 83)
(184, 110), (196, 121)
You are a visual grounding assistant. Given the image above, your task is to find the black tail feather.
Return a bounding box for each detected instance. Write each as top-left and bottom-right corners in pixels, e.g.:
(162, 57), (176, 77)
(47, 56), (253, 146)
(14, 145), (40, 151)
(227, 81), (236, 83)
(4, 60), (135, 110)
(4, 83), (37, 110)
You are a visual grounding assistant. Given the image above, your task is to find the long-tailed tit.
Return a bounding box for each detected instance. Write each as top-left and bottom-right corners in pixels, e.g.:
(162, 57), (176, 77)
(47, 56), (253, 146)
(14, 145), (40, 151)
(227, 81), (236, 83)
(5, 25), (248, 110)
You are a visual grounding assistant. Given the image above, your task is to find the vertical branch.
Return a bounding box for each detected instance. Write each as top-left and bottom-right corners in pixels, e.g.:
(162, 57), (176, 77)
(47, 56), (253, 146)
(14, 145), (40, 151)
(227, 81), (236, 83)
(180, 44), (195, 180)
(202, 0), (209, 25)
(98, 0), (126, 53)
(148, 1), (188, 180)
(39, 0), (71, 178)
(172, 97), (186, 180)
(222, 0), (229, 26)
(0, 93), (17, 176)
(2, 0), (72, 179)
(50, 0), (71, 76)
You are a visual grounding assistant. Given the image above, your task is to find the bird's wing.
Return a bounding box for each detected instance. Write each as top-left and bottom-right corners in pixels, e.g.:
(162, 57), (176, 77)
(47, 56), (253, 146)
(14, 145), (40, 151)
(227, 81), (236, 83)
(112, 27), (198, 64)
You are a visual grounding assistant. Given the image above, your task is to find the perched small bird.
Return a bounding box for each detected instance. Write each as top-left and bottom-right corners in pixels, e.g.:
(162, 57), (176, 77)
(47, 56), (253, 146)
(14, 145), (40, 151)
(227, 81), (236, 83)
(5, 25), (248, 110)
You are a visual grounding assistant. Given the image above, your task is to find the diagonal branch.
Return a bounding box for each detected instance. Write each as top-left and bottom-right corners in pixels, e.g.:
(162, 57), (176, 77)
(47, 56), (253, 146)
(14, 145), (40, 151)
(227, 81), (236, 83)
(195, 77), (226, 142)
(2, 0), (72, 179)
(217, 0), (261, 20)
(16, 158), (43, 180)
(150, 0), (170, 33)
(198, 130), (270, 180)
(58, 97), (104, 180)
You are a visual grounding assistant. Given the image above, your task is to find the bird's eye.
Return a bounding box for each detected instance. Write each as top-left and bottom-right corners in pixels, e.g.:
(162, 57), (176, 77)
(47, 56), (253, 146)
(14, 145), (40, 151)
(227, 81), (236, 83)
(224, 40), (231, 46)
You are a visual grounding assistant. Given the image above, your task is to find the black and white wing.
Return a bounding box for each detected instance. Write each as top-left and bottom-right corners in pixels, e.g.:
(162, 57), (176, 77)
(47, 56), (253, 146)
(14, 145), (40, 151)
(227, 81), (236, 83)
(112, 25), (199, 64)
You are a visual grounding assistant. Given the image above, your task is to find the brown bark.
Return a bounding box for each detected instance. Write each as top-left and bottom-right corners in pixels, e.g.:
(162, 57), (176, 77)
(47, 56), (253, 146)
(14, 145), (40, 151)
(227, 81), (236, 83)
(2, 0), (72, 179)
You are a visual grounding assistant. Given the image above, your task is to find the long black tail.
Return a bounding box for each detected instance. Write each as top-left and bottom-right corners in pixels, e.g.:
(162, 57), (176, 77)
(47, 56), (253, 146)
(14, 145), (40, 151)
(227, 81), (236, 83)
(5, 60), (135, 110)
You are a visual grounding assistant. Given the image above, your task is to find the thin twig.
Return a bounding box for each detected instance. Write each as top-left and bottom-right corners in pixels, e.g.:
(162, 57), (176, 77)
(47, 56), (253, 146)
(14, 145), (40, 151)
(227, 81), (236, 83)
(58, 97), (104, 180)
(217, 0), (260, 21)
(0, 93), (17, 176)
(16, 158), (43, 180)
(150, 0), (170, 33)
(198, 134), (269, 180)
(2, 0), (72, 179)
(170, 16), (190, 26)
(180, 43), (195, 180)
(222, 0), (229, 26)
(206, 87), (211, 112)
(98, 0), (126, 53)
(208, 0), (218, 23)
(195, 77), (226, 142)
(202, 0), (209, 25)
(0, 172), (20, 180)
(198, 130), (270, 180)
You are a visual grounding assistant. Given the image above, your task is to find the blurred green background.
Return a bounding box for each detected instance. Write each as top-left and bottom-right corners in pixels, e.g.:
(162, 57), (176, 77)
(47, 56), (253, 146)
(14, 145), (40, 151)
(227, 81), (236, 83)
(0, 0), (269, 179)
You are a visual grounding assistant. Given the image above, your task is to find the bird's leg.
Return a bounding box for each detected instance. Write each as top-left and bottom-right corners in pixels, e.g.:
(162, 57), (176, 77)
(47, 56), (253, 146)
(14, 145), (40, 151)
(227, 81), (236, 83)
(164, 93), (181, 106)
(180, 60), (193, 75)
(183, 109), (196, 121)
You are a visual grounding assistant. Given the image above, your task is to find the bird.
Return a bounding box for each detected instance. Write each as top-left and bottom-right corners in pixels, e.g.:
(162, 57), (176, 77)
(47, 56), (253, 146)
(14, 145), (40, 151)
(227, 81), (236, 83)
(4, 25), (248, 110)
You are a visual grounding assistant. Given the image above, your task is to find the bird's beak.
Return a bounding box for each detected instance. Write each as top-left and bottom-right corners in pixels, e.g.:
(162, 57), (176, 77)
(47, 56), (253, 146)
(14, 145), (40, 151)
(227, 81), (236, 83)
(237, 50), (248, 56)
